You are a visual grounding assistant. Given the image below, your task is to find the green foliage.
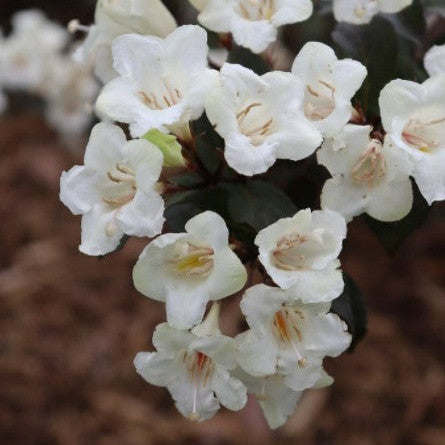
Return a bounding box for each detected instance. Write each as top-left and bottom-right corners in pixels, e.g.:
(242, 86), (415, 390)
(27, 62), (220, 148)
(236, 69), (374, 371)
(228, 44), (270, 75)
(333, 17), (399, 116)
(142, 129), (185, 168)
(331, 274), (367, 351)
(222, 179), (298, 232)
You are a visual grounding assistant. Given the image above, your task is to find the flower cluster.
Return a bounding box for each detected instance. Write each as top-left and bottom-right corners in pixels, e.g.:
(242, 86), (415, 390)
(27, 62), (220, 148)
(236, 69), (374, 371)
(57, 0), (445, 431)
(0, 10), (98, 140)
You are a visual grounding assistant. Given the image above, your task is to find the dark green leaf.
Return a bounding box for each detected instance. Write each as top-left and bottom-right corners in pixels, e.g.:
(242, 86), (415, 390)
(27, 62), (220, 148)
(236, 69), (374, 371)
(333, 16), (399, 116)
(222, 179), (297, 231)
(366, 179), (430, 252)
(193, 115), (224, 175)
(228, 44), (270, 75)
(331, 273), (367, 351)
(165, 186), (229, 232)
(385, 0), (425, 45)
(168, 171), (204, 188)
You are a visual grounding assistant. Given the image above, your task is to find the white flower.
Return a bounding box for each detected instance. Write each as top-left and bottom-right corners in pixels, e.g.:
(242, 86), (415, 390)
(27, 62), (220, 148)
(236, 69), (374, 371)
(233, 367), (333, 429)
(189, 0), (207, 11)
(134, 306), (247, 422)
(195, 0), (313, 54)
(96, 25), (216, 138)
(60, 123), (165, 256)
(43, 56), (98, 139)
(424, 45), (445, 78)
(133, 211), (248, 329)
(73, 0), (177, 83)
(333, 0), (413, 25)
(317, 125), (414, 222)
(233, 367), (302, 429)
(205, 63), (322, 176)
(0, 10), (68, 91)
(237, 284), (351, 391)
(255, 208), (346, 302)
(291, 42), (367, 138)
(379, 76), (445, 204)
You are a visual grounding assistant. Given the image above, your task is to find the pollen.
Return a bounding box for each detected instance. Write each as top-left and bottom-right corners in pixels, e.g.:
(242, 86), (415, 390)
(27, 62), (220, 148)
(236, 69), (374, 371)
(170, 243), (215, 277)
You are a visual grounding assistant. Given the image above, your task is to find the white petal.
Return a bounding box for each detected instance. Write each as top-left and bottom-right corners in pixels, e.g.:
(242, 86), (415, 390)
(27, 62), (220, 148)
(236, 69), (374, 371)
(152, 322), (195, 355)
(240, 284), (284, 336)
(163, 25), (209, 78)
(192, 334), (238, 369)
(271, 0), (313, 26)
(379, 79), (424, 132)
(237, 331), (278, 377)
(79, 204), (123, 256)
(211, 367), (247, 411)
(258, 377), (302, 430)
(321, 179), (369, 223)
(116, 189), (165, 237)
(224, 132), (279, 176)
(207, 248), (247, 301)
(185, 211), (229, 251)
(412, 151), (445, 204)
(84, 122), (127, 171)
(305, 313), (351, 357)
(281, 356), (323, 391)
(165, 286), (209, 329)
(288, 263), (345, 303)
(231, 17), (277, 54)
(134, 351), (174, 386)
(366, 180), (413, 221)
(132, 232), (186, 302)
(424, 45), (445, 77)
(169, 368), (220, 421)
(60, 166), (99, 215)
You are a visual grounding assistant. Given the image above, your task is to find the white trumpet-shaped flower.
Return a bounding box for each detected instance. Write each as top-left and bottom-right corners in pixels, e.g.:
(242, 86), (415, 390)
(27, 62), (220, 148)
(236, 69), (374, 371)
(233, 367), (334, 429)
(206, 63), (322, 176)
(194, 0), (313, 54)
(333, 0), (413, 25)
(43, 55), (98, 139)
(424, 45), (445, 78)
(60, 123), (165, 256)
(233, 367), (302, 429)
(73, 0), (177, 83)
(134, 306), (247, 422)
(237, 284), (351, 391)
(379, 76), (445, 204)
(318, 125), (414, 222)
(291, 42), (367, 138)
(96, 25), (216, 138)
(0, 10), (68, 91)
(133, 211), (248, 329)
(255, 209), (346, 302)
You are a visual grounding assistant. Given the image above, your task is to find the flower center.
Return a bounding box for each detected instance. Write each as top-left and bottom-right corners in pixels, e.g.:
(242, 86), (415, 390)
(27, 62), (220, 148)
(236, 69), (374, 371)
(351, 140), (386, 187)
(304, 79), (336, 121)
(103, 163), (137, 207)
(402, 117), (445, 154)
(271, 229), (324, 271)
(238, 0), (274, 21)
(236, 101), (273, 146)
(169, 242), (215, 277)
(273, 307), (307, 367)
(181, 350), (215, 421)
(139, 77), (182, 110)
(353, 0), (378, 19)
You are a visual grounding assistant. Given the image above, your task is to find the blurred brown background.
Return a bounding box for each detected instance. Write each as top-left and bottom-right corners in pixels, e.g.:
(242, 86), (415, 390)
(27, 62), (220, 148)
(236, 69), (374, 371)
(1, 1), (445, 444)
